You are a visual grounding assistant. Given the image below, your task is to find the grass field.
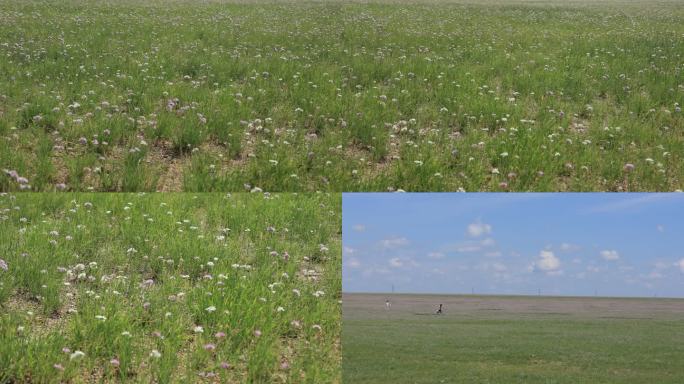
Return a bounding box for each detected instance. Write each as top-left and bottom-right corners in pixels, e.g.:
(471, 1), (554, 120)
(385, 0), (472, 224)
(1, 0), (683, 192)
(0, 192), (341, 383)
(343, 293), (684, 383)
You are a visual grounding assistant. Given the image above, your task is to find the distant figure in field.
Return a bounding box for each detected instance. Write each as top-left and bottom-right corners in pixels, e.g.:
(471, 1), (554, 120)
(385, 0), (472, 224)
(436, 303), (443, 314)
(385, 299), (391, 310)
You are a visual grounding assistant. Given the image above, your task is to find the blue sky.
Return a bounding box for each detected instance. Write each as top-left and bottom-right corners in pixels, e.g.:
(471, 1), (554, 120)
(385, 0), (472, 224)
(343, 193), (684, 298)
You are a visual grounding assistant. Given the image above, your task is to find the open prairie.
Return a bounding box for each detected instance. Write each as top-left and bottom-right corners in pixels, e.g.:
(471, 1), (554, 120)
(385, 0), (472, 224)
(0, 193), (341, 383)
(1, 0), (683, 192)
(343, 293), (684, 383)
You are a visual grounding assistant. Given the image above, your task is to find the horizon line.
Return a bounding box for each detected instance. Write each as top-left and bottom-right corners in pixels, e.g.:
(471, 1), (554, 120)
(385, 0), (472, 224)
(342, 291), (684, 300)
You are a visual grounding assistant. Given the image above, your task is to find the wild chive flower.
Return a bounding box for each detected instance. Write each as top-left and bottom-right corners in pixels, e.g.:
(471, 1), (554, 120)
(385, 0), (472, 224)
(220, 361), (231, 369)
(70, 350), (85, 360)
(150, 350), (161, 358)
(215, 331), (226, 339)
(0, 259), (7, 271)
(623, 163), (635, 172)
(205, 306), (216, 313)
(254, 329), (262, 337)
(110, 358), (120, 367)
(203, 343), (216, 351)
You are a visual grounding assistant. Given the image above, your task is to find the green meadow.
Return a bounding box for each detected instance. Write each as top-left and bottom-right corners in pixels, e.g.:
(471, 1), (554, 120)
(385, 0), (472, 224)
(343, 293), (684, 383)
(1, 0), (682, 192)
(0, 193), (341, 383)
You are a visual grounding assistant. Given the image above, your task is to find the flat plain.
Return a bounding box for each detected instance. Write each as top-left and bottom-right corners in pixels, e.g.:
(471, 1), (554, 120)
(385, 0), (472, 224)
(1, 0), (683, 192)
(0, 193), (341, 383)
(343, 293), (684, 383)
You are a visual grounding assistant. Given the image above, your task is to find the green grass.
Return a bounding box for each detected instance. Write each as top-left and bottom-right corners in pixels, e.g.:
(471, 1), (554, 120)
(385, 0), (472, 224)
(343, 293), (684, 383)
(0, 0), (682, 192)
(0, 192), (341, 383)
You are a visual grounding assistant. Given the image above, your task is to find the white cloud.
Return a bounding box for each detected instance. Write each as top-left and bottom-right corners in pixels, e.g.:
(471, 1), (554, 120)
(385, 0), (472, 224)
(428, 252), (445, 259)
(347, 257), (361, 268)
(456, 244), (482, 253)
(560, 243), (580, 252)
(677, 258), (684, 273)
(389, 257), (403, 268)
(600, 250), (620, 261)
(657, 225), (665, 232)
(343, 246), (356, 255)
(587, 266), (600, 273)
(380, 237), (409, 249)
(484, 251), (502, 258)
(535, 250), (561, 271)
(352, 224), (366, 232)
(467, 221), (492, 237)
(492, 262), (507, 272)
(654, 261), (668, 270)
(480, 238), (496, 247)
(646, 271), (663, 279)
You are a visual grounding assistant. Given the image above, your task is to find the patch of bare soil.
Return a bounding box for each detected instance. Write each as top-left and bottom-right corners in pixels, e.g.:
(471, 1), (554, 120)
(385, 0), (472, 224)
(3, 287), (77, 337)
(151, 140), (184, 192)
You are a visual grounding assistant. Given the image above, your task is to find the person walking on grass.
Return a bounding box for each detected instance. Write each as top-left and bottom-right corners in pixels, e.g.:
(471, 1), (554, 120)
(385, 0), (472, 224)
(436, 303), (443, 314)
(385, 298), (391, 310)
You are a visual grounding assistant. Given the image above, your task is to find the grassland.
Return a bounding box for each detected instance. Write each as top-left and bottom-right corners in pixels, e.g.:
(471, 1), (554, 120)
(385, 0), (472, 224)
(1, 0), (682, 192)
(343, 293), (684, 383)
(0, 192), (341, 383)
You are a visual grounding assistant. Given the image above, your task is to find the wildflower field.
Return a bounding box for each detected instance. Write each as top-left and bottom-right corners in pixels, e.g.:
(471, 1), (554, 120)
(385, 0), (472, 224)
(0, 192), (341, 383)
(1, 0), (682, 192)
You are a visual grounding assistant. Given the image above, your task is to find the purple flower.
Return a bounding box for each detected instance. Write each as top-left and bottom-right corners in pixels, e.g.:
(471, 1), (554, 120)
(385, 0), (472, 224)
(53, 363), (64, 371)
(0, 259), (7, 271)
(203, 343), (216, 351)
(78, 137), (88, 145)
(623, 163), (635, 172)
(214, 331), (226, 339)
(220, 361), (231, 369)
(56, 183), (67, 191)
(110, 358), (120, 367)
(5, 169), (18, 179)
